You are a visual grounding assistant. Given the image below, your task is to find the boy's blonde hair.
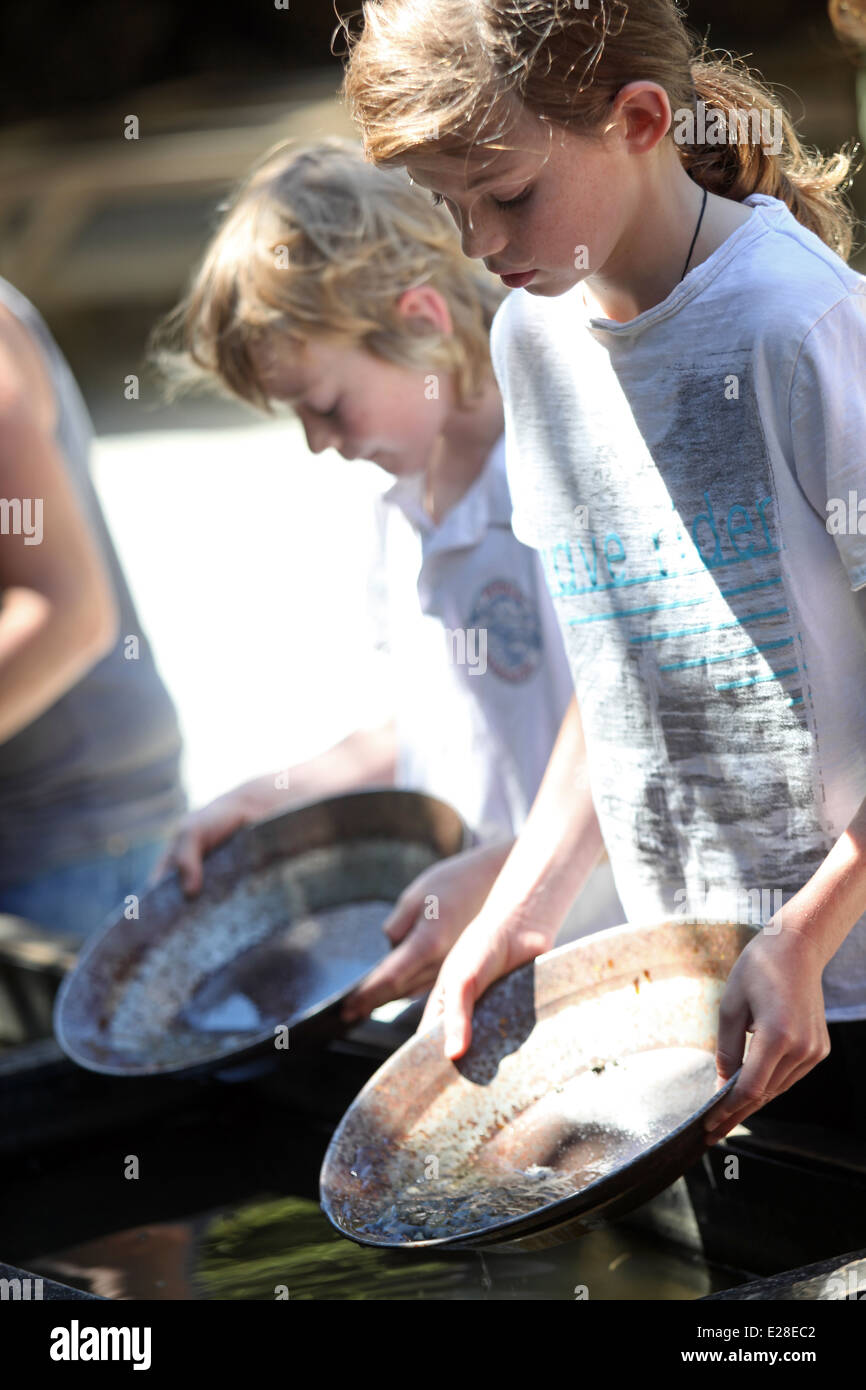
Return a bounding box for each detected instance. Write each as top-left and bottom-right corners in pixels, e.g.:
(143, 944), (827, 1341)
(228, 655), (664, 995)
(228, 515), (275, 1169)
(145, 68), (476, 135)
(342, 0), (860, 261)
(153, 136), (506, 411)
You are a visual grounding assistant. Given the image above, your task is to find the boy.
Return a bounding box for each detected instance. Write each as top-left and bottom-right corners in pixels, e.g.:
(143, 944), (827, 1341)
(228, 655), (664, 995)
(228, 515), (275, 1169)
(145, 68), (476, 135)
(153, 137), (623, 1013)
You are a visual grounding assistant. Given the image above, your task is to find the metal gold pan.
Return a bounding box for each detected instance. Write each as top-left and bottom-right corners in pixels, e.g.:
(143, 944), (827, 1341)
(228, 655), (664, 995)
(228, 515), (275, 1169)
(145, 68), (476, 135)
(54, 790), (468, 1078)
(321, 918), (753, 1251)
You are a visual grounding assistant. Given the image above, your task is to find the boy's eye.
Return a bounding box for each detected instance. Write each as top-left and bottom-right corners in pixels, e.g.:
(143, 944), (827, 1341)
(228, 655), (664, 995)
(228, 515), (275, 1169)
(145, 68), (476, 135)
(317, 400), (340, 419)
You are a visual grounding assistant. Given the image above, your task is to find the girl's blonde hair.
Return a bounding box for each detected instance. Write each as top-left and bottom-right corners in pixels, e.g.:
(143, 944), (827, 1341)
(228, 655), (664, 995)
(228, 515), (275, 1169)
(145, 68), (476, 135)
(342, 0), (860, 261)
(152, 135), (506, 411)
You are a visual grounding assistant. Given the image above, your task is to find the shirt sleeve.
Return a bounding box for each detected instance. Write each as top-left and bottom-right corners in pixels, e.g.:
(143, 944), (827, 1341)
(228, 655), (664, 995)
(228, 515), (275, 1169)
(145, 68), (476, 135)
(489, 292), (544, 551)
(788, 287), (866, 591)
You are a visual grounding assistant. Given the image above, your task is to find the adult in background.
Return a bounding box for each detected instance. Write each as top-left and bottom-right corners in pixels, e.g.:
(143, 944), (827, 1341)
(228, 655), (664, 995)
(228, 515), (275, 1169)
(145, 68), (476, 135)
(0, 277), (186, 941)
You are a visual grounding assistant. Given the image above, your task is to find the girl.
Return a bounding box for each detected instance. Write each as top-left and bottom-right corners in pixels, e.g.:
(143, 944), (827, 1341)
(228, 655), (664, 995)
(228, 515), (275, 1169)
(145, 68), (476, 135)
(343, 0), (866, 1141)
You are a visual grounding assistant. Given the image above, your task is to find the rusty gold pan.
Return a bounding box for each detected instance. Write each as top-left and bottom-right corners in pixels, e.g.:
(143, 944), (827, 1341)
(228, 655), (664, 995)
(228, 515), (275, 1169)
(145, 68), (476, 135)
(55, 790), (467, 1077)
(321, 917), (754, 1251)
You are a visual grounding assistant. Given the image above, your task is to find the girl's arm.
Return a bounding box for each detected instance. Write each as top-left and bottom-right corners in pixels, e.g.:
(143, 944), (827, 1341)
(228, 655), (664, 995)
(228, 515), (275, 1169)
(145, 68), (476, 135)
(702, 289), (866, 1135)
(419, 692), (605, 1056)
(705, 794), (866, 1142)
(0, 311), (118, 744)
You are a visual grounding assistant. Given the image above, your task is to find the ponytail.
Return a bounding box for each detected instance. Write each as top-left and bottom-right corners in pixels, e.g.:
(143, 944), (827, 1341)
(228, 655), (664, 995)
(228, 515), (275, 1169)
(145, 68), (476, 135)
(679, 55), (858, 262)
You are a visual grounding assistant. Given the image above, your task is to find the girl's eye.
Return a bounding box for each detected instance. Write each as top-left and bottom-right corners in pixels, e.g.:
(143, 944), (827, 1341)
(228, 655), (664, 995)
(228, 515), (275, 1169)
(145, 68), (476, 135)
(319, 400), (340, 419)
(494, 188), (532, 210)
(431, 188), (531, 210)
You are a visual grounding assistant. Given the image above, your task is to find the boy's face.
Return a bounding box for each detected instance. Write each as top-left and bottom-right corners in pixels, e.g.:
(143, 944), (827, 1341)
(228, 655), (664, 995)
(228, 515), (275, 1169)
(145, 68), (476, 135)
(404, 106), (635, 298)
(252, 335), (450, 477)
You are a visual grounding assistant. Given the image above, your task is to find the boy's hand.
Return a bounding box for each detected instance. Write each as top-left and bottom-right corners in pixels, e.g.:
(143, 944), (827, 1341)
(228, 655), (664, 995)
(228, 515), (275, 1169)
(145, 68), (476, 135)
(704, 924), (831, 1143)
(418, 906), (557, 1057)
(340, 839), (513, 1023)
(152, 788), (268, 896)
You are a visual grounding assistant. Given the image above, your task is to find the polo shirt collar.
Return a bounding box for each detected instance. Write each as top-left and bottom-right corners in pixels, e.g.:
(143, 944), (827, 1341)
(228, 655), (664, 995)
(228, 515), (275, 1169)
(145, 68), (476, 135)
(381, 433), (509, 553)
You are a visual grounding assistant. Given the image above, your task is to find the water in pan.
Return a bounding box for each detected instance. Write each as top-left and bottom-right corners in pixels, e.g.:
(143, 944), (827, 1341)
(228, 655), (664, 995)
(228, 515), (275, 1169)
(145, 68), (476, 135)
(180, 900), (396, 1032)
(99, 836), (437, 1065)
(347, 1165), (581, 1243)
(472, 1047), (721, 1168)
(342, 1047), (719, 1243)
(106, 896), (395, 1062)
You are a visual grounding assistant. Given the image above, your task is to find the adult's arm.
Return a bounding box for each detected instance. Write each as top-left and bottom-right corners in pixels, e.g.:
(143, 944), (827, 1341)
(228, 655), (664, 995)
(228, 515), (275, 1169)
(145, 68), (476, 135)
(0, 309), (118, 743)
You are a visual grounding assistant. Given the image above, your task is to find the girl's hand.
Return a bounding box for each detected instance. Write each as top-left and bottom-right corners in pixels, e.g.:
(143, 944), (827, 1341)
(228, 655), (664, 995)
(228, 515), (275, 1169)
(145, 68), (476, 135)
(340, 839), (513, 1023)
(418, 905), (557, 1058)
(421, 909), (831, 1101)
(705, 925), (831, 1143)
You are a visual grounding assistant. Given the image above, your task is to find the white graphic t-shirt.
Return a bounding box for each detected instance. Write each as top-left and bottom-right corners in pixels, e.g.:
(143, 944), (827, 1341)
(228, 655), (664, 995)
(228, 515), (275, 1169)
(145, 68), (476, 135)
(491, 193), (866, 1021)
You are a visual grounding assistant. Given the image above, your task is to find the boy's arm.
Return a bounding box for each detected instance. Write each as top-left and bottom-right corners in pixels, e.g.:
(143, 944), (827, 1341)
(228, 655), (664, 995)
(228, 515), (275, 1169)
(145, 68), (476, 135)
(341, 834), (516, 1022)
(158, 720), (398, 894)
(420, 693), (605, 1056)
(258, 719), (398, 806)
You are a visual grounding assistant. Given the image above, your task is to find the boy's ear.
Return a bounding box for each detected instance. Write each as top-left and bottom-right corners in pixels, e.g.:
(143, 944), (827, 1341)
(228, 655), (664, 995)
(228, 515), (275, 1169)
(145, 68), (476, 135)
(396, 286), (453, 336)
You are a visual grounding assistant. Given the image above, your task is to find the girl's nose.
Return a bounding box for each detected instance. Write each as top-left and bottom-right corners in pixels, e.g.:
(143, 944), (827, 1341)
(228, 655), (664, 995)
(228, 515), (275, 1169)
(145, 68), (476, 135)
(457, 206), (507, 263)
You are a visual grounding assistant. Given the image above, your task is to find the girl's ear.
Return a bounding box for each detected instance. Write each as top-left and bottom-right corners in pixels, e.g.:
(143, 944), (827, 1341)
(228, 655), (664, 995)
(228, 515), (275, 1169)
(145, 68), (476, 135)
(609, 82), (673, 156)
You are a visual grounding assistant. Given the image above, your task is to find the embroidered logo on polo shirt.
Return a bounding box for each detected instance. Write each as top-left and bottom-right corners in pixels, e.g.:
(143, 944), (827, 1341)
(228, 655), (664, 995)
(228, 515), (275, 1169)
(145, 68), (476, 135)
(467, 579), (543, 683)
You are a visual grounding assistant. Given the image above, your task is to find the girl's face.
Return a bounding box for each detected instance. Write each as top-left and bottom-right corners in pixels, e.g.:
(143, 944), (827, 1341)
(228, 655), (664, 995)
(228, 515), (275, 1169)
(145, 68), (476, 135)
(249, 333), (451, 477)
(405, 106), (636, 297)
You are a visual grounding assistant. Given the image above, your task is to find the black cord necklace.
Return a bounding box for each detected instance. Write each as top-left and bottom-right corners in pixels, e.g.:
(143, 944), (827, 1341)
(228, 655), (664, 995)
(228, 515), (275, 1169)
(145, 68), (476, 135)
(680, 186), (709, 282)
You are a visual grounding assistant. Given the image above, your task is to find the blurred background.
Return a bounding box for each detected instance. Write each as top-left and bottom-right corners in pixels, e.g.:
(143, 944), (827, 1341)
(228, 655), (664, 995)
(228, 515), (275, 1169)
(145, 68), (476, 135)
(0, 0), (864, 806)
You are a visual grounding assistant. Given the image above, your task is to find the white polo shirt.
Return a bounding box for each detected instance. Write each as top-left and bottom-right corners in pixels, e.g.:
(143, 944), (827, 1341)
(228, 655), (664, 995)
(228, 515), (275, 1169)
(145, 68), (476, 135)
(372, 434), (575, 841)
(369, 431), (626, 942)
